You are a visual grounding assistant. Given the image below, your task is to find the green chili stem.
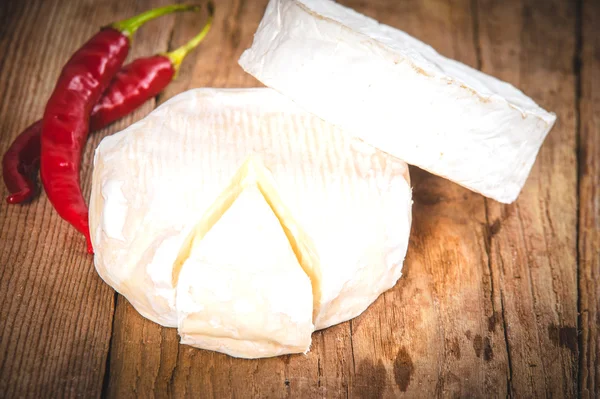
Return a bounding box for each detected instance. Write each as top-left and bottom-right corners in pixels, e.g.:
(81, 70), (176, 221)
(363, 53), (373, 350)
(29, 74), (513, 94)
(163, 1), (214, 75)
(111, 4), (201, 37)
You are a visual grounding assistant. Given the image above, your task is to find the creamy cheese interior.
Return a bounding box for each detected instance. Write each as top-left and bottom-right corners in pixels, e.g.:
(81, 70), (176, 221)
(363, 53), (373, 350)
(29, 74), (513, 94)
(172, 156), (322, 323)
(176, 176), (314, 358)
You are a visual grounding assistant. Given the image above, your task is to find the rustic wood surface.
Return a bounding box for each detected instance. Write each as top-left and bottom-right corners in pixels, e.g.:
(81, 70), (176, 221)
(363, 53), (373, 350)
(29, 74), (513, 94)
(0, 0), (597, 397)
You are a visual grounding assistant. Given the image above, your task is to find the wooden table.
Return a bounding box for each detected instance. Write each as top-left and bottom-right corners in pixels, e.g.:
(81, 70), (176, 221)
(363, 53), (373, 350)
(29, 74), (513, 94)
(0, 0), (598, 397)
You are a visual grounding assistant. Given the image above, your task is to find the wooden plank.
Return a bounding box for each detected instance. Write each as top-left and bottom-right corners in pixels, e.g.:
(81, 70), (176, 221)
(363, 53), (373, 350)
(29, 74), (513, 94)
(477, 0), (579, 397)
(0, 0), (186, 396)
(579, 0), (600, 397)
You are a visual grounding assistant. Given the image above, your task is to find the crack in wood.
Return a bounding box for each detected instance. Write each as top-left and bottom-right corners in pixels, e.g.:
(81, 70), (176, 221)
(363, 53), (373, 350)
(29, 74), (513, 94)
(472, 0), (512, 394)
(515, 203), (551, 399)
(499, 287), (514, 398)
(483, 199), (513, 395)
(349, 321), (356, 375)
(167, 346), (180, 392)
(317, 358), (322, 387)
(470, 0), (482, 71)
(574, 0), (584, 397)
(100, 292), (118, 397)
(433, 295), (448, 396)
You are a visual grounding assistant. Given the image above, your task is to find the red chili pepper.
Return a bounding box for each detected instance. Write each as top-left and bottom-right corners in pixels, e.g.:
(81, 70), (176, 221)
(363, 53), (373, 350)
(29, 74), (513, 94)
(92, 3), (214, 130)
(3, 4), (214, 207)
(2, 120), (42, 204)
(40, 4), (200, 253)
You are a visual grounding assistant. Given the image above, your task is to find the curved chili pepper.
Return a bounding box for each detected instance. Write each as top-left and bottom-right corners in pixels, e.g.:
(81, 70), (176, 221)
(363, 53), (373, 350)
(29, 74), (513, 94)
(2, 4), (214, 207)
(92, 3), (214, 130)
(2, 121), (42, 204)
(40, 4), (200, 253)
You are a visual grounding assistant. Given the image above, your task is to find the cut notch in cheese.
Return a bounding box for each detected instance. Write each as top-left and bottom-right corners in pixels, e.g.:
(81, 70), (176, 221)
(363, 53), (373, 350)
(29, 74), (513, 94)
(172, 155), (323, 323)
(239, 0), (556, 203)
(175, 157), (315, 358)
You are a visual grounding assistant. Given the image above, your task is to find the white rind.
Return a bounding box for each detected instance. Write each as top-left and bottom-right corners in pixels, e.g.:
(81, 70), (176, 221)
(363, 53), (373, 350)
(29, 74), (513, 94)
(238, 0), (556, 203)
(90, 88), (412, 357)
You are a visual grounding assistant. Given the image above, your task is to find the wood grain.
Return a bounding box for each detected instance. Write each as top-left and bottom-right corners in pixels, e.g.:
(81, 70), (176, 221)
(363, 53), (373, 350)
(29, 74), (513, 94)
(477, 0), (579, 396)
(579, 0), (600, 397)
(0, 0), (593, 397)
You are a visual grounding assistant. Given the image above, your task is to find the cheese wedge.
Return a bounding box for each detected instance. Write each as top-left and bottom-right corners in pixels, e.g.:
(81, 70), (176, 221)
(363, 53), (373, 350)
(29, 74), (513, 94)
(171, 155), (323, 325)
(90, 88), (412, 357)
(238, 0), (556, 203)
(176, 181), (314, 358)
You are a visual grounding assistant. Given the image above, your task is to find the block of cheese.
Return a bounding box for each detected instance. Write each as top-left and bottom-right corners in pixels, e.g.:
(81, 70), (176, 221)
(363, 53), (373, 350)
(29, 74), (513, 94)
(90, 88), (412, 357)
(238, 0), (556, 203)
